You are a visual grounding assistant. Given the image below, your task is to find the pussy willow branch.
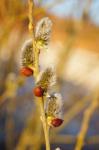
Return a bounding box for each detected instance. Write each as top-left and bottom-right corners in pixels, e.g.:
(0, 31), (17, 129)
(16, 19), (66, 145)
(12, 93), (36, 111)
(28, 0), (50, 150)
(75, 92), (98, 150)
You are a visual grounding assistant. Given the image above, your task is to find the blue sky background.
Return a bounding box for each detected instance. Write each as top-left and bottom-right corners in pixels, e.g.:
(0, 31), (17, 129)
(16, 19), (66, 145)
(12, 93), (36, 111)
(39, 0), (99, 26)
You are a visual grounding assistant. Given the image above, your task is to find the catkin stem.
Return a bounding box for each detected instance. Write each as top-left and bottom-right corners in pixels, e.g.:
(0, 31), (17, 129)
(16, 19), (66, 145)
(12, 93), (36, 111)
(40, 97), (50, 150)
(28, 1), (50, 150)
(75, 93), (98, 150)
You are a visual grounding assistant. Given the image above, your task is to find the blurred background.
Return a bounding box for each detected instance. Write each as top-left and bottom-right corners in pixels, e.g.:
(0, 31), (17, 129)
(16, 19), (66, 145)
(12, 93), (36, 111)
(0, 0), (99, 150)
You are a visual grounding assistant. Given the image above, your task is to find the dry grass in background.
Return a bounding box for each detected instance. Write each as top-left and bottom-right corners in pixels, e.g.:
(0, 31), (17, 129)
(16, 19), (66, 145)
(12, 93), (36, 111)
(0, 0), (99, 150)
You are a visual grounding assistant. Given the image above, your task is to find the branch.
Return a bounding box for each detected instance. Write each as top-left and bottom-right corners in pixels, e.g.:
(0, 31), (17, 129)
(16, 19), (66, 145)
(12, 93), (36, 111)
(28, 1), (50, 150)
(75, 92), (98, 150)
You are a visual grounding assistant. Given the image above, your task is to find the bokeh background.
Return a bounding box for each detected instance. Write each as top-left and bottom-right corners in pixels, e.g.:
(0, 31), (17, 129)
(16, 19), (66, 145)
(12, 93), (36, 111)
(0, 0), (99, 150)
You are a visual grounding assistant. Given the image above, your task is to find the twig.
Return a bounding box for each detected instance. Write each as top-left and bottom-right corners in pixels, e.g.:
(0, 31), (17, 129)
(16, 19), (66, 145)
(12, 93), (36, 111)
(40, 97), (50, 150)
(75, 92), (98, 150)
(28, 0), (50, 150)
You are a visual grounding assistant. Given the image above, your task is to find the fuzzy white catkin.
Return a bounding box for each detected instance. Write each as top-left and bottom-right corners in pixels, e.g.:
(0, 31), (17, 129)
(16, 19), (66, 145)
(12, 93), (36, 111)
(20, 39), (33, 67)
(36, 67), (56, 90)
(35, 17), (52, 38)
(55, 147), (61, 150)
(54, 93), (63, 108)
(35, 17), (52, 48)
(46, 93), (63, 118)
(54, 93), (63, 118)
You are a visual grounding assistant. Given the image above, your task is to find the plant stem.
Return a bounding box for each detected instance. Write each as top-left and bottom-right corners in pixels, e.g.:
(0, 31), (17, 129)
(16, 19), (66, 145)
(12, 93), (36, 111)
(28, 1), (50, 150)
(75, 93), (98, 150)
(40, 97), (50, 150)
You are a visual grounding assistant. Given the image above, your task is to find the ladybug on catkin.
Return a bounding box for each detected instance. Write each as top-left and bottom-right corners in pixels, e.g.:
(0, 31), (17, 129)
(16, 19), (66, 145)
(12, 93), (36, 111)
(51, 118), (63, 127)
(47, 116), (63, 127)
(33, 86), (44, 97)
(20, 67), (33, 77)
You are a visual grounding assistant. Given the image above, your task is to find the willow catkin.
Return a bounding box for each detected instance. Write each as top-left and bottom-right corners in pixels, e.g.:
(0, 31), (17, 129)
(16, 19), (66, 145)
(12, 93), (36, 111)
(36, 67), (56, 90)
(20, 39), (34, 67)
(45, 93), (63, 118)
(35, 17), (52, 49)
